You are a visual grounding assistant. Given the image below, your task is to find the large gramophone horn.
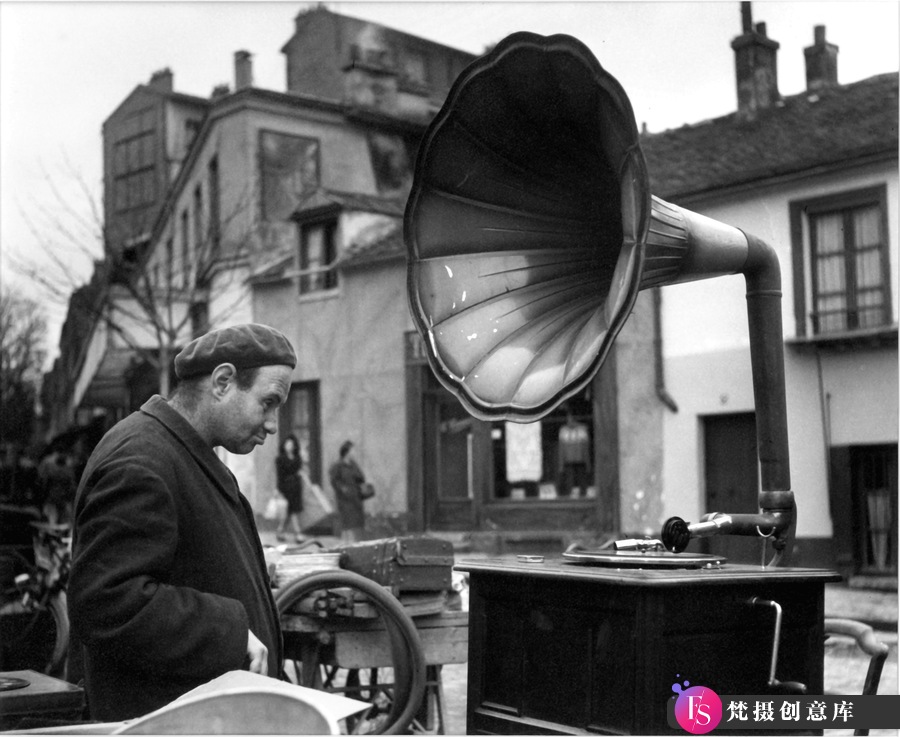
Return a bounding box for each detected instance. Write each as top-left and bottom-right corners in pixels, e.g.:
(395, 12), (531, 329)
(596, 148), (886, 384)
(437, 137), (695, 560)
(405, 32), (794, 559)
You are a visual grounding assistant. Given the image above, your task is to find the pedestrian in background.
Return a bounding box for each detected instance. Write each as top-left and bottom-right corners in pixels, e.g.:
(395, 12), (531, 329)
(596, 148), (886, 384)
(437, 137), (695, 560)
(275, 433), (304, 543)
(329, 440), (367, 543)
(67, 323), (296, 722)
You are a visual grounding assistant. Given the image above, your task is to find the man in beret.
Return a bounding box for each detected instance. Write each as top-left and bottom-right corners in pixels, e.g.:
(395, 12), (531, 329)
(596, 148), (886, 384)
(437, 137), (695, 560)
(67, 323), (296, 721)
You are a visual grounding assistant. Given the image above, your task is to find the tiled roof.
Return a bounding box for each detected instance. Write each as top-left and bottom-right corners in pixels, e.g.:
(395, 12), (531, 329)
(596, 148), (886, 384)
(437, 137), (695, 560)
(640, 73), (898, 202)
(294, 189), (406, 218)
(340, 221), (405, 268)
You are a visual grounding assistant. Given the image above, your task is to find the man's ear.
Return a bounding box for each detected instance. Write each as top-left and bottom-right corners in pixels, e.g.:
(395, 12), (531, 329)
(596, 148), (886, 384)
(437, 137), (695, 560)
(211, 363), (238, 398)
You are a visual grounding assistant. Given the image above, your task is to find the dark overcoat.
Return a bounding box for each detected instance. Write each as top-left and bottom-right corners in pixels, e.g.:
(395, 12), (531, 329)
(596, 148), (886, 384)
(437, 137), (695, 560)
(328, 458), (366, 531)
(67, 396), (282, 722)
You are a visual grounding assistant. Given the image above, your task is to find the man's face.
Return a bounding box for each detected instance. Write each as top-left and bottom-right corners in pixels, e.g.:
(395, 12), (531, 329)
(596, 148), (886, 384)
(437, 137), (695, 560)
(216, 364), (292, 454)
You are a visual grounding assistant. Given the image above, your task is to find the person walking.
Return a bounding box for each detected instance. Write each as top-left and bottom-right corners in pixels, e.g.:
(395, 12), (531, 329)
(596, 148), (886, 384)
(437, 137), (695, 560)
(328, 440), (367, 543)
(275, 434), (305, 543)
(67, 323), (296, 722)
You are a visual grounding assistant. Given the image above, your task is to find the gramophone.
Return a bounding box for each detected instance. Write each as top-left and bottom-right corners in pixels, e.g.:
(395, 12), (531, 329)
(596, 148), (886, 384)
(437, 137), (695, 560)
(405, 32), (839, 734)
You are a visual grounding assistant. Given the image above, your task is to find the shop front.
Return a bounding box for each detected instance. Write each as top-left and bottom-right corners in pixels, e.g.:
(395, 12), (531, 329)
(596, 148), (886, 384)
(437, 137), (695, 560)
(405, 331), (617, 539)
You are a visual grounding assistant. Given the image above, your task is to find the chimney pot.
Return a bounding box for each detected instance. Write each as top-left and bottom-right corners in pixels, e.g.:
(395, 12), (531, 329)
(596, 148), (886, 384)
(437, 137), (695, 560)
(234, 50), (253, 90)
(741, 2), (752, 33)
(804, 25), (839, 91)
(149, 68), (174, 92)
(731, 9), (780, 119)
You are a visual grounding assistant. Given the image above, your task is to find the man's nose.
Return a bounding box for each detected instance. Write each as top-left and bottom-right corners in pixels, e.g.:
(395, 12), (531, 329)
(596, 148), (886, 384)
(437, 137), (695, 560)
(264, 417), (278, 434)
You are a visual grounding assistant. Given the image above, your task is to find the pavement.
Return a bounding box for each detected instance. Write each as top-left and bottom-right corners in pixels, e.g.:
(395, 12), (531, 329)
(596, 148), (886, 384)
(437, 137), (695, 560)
(264, 531), (898, 735)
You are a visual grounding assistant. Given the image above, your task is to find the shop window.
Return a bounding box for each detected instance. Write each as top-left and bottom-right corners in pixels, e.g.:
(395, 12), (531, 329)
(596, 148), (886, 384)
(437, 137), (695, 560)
(491, 390), (594, 500)
(791, 186), (892, 338)
(260, 130), (319, 222)
(297, 219), (338, 295)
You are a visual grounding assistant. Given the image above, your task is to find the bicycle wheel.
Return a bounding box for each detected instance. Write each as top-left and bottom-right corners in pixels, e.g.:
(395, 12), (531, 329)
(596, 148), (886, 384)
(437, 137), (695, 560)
(0, 584), (69, 677)
(276, 570), (427, 735)
(46, 591), (69, 678)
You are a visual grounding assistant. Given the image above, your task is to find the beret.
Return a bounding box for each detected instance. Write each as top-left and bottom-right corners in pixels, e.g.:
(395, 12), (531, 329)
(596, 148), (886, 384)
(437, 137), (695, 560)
(174, 323), (296, 379)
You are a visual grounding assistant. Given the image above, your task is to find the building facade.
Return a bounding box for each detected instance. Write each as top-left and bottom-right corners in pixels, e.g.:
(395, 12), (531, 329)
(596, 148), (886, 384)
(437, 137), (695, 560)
(641, 12), (898, 578)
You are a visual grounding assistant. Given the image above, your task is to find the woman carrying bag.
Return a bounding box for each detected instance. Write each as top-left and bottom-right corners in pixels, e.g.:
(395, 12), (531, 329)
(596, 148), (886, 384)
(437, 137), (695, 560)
(328, 440), (371, 543)
(274, 434), (305, 543)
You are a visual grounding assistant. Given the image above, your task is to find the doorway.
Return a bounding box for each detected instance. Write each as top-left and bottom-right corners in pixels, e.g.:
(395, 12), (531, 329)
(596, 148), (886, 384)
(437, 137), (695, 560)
(703, 412), (762, 564)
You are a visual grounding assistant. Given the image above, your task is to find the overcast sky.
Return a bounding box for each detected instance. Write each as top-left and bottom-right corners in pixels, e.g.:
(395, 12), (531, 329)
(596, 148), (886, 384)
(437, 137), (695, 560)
(1, 0), (898, 365)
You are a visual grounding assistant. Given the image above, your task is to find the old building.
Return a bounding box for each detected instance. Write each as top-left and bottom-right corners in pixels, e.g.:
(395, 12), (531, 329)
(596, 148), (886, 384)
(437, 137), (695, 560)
(47, 5), (896, 573)
(640, 9), (898, 577)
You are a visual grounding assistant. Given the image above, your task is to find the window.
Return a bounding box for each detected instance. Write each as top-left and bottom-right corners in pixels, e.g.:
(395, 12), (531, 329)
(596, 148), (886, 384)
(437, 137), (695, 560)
(367, 132), (412, 195)
(792, 186), (891, 337)
(298, 219), (338, 295)
(401, 49), (428, 87)
(490, 389), (595, 500)
(208, 157), (220, 255)
(260, 131), (319, 221)
(192, 184), (203, 282)
(165, 238), (174, 287)
(113, 107), (157, 214)
(180, 210), (190, 288)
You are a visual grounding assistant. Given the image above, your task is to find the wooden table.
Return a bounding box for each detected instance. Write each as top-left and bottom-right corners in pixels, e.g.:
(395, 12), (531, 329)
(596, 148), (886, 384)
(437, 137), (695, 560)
(456, 555), (840, 735)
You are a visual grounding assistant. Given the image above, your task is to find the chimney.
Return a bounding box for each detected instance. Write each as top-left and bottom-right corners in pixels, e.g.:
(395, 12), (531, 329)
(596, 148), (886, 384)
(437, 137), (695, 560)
(234, 50), (253, 90)
(731, 2), (780, 119)
(210, 83), (231, 101)
(148, 68), (174, 92)
(804, 25), (838, 91)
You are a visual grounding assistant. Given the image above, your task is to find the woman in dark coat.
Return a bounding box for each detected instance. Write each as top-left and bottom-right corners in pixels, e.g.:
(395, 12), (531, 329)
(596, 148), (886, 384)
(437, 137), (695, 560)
(275, 434), (304, 542)
(328, 440), (366, 543)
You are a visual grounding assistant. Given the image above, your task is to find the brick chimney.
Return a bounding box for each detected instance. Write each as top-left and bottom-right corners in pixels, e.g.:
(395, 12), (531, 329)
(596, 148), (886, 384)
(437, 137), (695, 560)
(731, 2), (780, 119)
(804, 25), (838, 91)
(234, 50), (253, 90)
(148, 68), (173, 92)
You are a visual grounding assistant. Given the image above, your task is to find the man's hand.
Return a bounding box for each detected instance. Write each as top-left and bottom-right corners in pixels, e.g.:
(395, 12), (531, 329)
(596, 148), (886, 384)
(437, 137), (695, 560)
(246, 630), (268, 675)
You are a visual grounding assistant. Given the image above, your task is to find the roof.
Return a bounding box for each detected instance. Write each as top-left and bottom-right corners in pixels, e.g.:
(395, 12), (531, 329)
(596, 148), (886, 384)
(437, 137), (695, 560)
(340, 221), (404, 267)
(640, 73), (899, 202)
(293, 189), (407, 219)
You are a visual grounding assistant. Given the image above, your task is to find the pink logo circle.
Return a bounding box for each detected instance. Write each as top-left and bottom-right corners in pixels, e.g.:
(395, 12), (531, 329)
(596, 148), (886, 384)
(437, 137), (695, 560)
(672, 681), (722, 734)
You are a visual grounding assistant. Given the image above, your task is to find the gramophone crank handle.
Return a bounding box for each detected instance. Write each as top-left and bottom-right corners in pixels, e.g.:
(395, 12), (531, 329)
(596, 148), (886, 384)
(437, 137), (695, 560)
(749, 597), (808, 695)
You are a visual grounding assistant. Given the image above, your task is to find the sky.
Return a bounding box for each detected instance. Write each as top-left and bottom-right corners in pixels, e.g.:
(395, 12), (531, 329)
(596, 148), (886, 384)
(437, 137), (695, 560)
(1, 0), (898, 367)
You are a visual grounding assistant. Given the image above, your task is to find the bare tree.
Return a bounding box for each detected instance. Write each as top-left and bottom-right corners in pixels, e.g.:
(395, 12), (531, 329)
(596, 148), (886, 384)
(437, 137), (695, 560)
(0, 284), (47, 447)
(9, 159), (254, 400)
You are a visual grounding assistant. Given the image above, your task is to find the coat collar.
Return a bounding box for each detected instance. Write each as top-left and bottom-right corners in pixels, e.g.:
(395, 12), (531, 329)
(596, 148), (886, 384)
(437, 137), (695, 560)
(140, 395), (240, 502)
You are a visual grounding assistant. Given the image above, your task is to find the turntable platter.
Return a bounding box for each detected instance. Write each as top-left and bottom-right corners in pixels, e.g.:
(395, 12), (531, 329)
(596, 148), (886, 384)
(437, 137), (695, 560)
(562, 549), (726, 569)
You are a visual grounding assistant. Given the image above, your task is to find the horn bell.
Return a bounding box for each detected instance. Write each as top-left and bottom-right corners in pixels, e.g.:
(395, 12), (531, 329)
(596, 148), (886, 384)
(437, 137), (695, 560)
(405, 32), (652, 421)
